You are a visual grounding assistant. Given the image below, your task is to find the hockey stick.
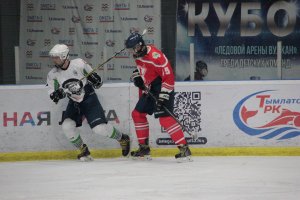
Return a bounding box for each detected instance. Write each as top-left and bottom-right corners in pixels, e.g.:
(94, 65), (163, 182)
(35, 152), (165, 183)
(144, 88), (198, 140)
(80, 29), (148, 81)
(79, 47), (126, 81)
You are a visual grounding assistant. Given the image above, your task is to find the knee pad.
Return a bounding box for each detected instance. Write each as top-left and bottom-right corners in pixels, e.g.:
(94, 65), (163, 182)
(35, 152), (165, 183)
(132, 109), (147, 122)
(159, 116), (175, 128)
(92, 123), (111, 137)
(62, 118), (78, 140)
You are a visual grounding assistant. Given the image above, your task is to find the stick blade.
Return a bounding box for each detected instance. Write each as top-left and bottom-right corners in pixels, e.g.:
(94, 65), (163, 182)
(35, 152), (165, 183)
(141, 29), (147, 36)
(191, 132), (198, 140)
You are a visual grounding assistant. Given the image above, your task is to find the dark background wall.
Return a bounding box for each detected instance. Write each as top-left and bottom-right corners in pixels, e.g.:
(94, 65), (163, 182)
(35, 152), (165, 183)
(161, 0), (177, 70)
(0, 0), (20, 84)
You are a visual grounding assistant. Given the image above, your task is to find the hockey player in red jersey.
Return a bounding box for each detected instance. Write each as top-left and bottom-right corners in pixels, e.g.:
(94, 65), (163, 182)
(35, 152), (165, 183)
(125, 33), (192, 161)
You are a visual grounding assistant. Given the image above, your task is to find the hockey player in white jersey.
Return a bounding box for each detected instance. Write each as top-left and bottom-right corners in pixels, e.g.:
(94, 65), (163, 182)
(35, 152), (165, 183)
(47, 44), (130, 161)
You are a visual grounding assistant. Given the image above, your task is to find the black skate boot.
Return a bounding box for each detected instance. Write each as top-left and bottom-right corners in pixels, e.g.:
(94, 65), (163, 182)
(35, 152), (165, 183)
(131, 139), (151, 160)
(118, 134), (130, 157)
(77, 144), (93, 162)
(175, 144), (192, 162)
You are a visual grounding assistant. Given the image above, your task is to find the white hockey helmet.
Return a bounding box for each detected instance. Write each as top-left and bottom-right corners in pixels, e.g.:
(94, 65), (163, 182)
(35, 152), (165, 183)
(49, 44), (69, 60)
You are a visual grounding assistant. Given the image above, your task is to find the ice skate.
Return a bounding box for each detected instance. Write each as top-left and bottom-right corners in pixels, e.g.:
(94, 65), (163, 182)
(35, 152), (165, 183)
(118, 134), (130, 157)
(78, 144), (93, 162)
(131, 143), (152, 160)
(175, 144), (192, 162)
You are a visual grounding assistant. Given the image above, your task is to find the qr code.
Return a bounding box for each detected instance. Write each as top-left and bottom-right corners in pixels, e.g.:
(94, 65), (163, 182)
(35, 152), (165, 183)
(173, 92), (201, 133)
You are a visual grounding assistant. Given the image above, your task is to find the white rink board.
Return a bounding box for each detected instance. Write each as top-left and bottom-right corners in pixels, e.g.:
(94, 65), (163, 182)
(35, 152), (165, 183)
(1, 81), (300, 152)
(0, 84), (133, 152)
(141, 81), (300, 148)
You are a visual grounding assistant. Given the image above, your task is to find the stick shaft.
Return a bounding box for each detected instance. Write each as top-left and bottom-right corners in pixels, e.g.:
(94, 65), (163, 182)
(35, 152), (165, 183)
(80, 48), (125, 81)
(145, 89), (195, 138)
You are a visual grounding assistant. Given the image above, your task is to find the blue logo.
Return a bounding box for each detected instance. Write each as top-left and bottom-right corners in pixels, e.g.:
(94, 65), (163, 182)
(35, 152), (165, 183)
(233, 90), (300, 140)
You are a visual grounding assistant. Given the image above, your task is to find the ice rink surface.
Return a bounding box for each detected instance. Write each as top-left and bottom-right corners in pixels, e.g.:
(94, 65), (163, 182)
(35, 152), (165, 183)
(1, 156), (300, 200)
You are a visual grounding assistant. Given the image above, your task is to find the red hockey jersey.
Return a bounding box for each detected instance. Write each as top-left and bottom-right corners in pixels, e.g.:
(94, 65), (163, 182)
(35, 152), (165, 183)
(135, 45), (174, 93)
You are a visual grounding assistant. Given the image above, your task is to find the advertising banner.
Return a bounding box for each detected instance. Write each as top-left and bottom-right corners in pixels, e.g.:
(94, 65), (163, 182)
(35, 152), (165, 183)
(1, 81), (299, 153)
(176, 0), (300, 81)
(141, 81), (300, 147)
(19, 0), (161, 84)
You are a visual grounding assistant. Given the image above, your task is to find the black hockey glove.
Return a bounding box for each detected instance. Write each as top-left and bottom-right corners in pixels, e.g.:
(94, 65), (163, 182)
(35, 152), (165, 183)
(50, 88), (66, 103)
(87, 72), (103, 89)
(130, 69), (145, 90)
(67, 80), (83, 95)
(156, 92), (170, 110)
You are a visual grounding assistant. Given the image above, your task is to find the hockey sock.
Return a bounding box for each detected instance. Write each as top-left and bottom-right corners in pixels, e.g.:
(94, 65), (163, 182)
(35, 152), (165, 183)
(110, 127), (122, 141)
(92, 123), (122, 141)
(71, 135), (84, 149)
(132, 109), (149, 144)
(62, 118), (84, 149)
(159, 116), (187, 145)
(134, 122), (149, 144)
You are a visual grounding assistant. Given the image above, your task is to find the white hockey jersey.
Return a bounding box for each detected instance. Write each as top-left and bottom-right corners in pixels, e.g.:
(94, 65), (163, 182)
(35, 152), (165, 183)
(47, 58), (95, 103)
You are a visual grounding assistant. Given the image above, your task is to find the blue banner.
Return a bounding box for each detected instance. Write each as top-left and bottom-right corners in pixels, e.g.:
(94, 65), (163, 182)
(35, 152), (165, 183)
(176, 0), (300, 81)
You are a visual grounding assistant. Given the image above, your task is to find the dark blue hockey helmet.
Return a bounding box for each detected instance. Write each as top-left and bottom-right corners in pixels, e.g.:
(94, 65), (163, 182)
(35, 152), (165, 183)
(125, 33), (147, 58)
(125, 33), (145, 49)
